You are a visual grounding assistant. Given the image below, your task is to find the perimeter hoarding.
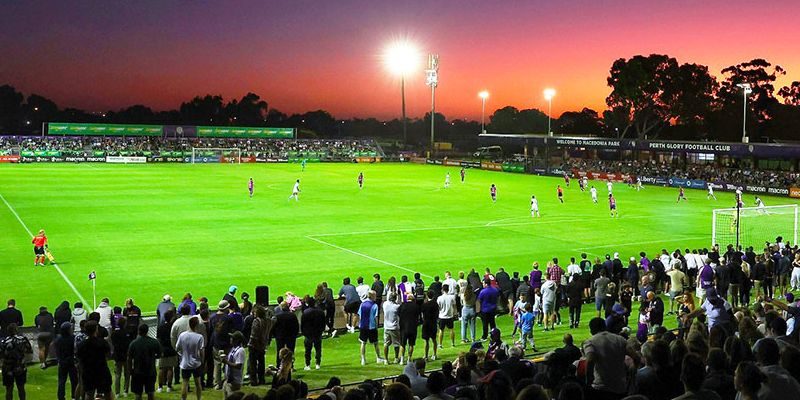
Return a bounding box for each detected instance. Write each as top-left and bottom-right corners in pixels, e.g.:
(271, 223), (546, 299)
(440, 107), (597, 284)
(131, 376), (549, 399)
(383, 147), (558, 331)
(48, 123), (162, 136)
(196, 126), (294, 139)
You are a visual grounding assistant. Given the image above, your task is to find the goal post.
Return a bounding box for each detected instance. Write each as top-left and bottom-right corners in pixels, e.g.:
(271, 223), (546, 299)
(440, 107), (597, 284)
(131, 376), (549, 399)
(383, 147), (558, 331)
(190, 148), (241, 164)
(712, 204), (798, 248)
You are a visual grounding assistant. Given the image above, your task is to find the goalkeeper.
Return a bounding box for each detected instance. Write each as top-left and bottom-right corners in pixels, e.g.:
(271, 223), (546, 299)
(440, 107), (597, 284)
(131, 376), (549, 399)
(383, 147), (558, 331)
(32, 229), (48, 266)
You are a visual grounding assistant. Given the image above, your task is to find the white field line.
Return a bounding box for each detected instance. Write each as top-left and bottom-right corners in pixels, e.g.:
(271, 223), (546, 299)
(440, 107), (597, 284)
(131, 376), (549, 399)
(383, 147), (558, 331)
(573, 235), (709, 251)
(0, 193), (89, 306)
(305, 236), (432, 278)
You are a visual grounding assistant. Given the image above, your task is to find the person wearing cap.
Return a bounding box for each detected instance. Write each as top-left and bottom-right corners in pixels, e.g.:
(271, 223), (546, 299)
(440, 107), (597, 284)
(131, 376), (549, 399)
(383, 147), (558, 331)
(683, 287), (733, 333)
(605, 304), (627, 335)
(220, 331), (245, 398)
(223, 286), (240, 313)
(127, 323), (162, 400)
(156, 295), (175, 327)
(209, 300), (233, 390)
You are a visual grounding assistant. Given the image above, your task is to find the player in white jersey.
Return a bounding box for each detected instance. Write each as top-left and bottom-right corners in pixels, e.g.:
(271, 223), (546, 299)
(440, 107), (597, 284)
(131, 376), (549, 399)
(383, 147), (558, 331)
(444, 173), (451, 188)
(707, 183), (716, 200)
(288, 179), (301, 201)
(636, 177), (643, 191)
(606, 180), (613, 194)
(530, 195), (540, 218)
(590, 186), (598, 203)
(755, 196), (767, 213)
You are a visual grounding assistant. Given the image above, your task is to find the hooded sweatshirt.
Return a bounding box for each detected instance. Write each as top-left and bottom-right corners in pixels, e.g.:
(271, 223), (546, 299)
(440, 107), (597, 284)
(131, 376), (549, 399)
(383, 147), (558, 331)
(95, 301), (113, 330)
(71, 307), (87, 326)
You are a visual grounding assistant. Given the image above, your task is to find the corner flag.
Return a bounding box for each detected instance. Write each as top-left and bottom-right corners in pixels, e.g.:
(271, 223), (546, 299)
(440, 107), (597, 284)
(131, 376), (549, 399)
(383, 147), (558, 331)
(88, 271), (96, 280)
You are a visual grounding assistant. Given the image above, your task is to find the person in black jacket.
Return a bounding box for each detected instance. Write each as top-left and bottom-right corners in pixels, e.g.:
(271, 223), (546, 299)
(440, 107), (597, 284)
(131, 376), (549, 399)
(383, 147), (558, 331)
(0, 299), (23, 339)
(273, 302), (299, 365)
(35, 306), (55, 369)
(54, 322), (77, 400)
(54, 301), (72, 329)
(301, 297), (326, 370)
(496, 268), (513, 315)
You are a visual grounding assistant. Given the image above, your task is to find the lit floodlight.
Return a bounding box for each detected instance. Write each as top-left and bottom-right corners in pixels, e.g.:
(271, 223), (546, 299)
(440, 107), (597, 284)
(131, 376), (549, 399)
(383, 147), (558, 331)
(384, 40), (420, 76)
(479, 90), (489, 99)
(544, 88), (556, 100)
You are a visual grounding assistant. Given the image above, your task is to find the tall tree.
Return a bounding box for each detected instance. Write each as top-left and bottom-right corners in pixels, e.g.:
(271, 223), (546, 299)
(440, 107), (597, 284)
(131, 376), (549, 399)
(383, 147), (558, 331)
(718, 58), (785, 123)
(779, 81), (800, 106)
(0, 85), (24, 132)
(179, 95), (226, 125)
(555, 108), (604, 136)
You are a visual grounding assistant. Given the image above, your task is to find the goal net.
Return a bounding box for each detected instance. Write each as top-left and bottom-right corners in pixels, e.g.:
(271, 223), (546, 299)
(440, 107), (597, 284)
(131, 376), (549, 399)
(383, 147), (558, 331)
(712, 204), (798, 248)
(190, 148), (241, 164)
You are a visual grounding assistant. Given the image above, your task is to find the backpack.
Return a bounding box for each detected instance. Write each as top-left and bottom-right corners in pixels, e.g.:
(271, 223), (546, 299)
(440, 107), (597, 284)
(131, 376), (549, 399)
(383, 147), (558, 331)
(0, 335), (31, 375)
(413, 280), (425, 300)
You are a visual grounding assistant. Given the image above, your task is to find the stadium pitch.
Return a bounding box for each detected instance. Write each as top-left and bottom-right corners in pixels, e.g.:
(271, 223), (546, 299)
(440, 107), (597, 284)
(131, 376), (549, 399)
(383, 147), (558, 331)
(3, 162), (800, 396)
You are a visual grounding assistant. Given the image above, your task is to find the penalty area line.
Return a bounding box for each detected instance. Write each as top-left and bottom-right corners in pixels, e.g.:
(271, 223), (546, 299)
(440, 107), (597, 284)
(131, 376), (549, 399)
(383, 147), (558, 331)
(0, 193), (89, 306)
(304, 235), (432, 279)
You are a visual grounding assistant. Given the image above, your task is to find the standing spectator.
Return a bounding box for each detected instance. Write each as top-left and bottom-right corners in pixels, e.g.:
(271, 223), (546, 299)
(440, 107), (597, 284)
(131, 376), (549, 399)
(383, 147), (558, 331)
(541, 273), (558, 331)
(399, 294), (420, 364)
(0, 324), (32, 400)
(111, 316), (133, 397)
(461, 283), (477, 343)
(519, 303), (536, 351)
(398, 275), (413, 303)
(248, 306), (271, 386)
(156, 309), (178, 393)
(667, 267), (687, 313)
(200, 309), (213, 390)
(171, 305), (205, 354)
(209, 300), (233, 390)
(156, 295), (175, 326)
(176, 317), (204, 400)
(626, 257), (640, 297)
(34, 306), (54, 369)
(582, 317), (628, 400)
(273, 303), (299, 365)
(566, 274), (584, 329)
(95, 298), (113, 331)
(646, 291), (665, 333)
(338, 278), (360, 333)
(301, 298), (325, 370)
(178, 294), (197, 316)
(319, 282), (336, 336)
(420, 290), (439, 361)
(54, 301), (72, 329)
(220, 331), (245, 398)
(124, 298), (142, 335)
(443, 272), (458, 296)
(0, 300), (23, 338)
(372, 274), (385, 309)
(358, 291), (385, 365)
(356, 277), (371, 301)
(478, 279), (499, 340)
(594, 270), (611, 317)
(128, 324), (162, 400)
(496, 268), (513, 313)
(437, 285), (457, 349)
(77, 321), (113, 400)
(54, 322), (77, 400)
(239, 292), (252, 318)
(383, 294), (402, 364)
(383, 277), (398, 305)
(223, 286), (240, 313)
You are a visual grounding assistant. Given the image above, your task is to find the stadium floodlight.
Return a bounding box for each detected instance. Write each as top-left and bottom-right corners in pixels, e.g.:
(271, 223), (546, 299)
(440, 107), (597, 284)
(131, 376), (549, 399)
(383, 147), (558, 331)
(736, 83), (753, 143)
(426, 54), (439, 156)
(384, 40), (421, 143)
(543, 88), (556, 136)
(479, 91), (489, 134)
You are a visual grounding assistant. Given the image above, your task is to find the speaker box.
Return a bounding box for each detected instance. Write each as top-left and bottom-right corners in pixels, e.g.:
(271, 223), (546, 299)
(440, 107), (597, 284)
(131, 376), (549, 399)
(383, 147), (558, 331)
(255, 285), (270, 306)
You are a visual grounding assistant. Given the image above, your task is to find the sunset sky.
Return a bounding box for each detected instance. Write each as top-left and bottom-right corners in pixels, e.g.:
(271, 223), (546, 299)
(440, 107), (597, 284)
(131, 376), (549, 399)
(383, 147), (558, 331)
(1, 0), (798, 120)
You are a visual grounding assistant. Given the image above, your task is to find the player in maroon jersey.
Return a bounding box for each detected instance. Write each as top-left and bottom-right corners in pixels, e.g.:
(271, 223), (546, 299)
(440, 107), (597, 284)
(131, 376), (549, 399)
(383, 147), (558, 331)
(609, 194), (618, 218)
(358, 172), (364, 189)
(677, 187), (687, 202)
(490, 184), (497, 203)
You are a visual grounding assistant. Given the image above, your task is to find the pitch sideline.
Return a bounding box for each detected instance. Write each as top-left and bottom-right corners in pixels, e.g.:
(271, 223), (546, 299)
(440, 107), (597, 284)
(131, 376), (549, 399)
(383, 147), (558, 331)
(0, 193), (90, 306)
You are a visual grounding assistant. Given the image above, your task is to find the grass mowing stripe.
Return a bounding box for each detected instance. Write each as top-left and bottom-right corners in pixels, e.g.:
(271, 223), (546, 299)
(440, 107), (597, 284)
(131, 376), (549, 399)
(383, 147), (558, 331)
(305, 235), (432, 278)
(0, 192), (90, 306)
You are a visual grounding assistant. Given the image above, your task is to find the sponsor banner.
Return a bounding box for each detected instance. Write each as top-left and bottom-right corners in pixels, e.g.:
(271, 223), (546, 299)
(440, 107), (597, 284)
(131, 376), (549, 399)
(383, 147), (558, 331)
(190, 155), (221, 164)
(355, 157), (381, 163)
(106, 156), (147, 164)
(553, 137), (623, 148)
(460, 161), (481, 168)
(410, 157), (427, 164)
(0, 155), (20, 163)
(572, 170), (630, 182)
(480, 161), (502, 171)
(668, 177), (707, 189)
(444, 159), (462, 167)
(426, 159), (443, 165)
(548, 167), (565, 176)
(501, 162), (525, 173)
(196, 126), (294, 139)
(255, 158), (289, 163)
(163, 125), (197, 138)
(638, 176), (669, 186)
(49, 123), (162, 136)
(791, 188), (800, 199)
(241, 156), (257, 163)
(532, 167), (547, 175)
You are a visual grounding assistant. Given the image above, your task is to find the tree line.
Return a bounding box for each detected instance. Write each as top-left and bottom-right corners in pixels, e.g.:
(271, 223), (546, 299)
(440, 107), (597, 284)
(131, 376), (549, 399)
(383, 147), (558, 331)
(1, 55), (798, 147)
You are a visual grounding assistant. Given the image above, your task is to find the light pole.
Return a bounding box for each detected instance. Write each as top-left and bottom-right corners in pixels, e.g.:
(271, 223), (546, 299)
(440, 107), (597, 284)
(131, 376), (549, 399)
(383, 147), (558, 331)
(479, 91), (489, 134)
(426, 54), (439, 156)
(736, 83), (753, 143)
(384, 41), (420, 144)
(544, 88), (556, 136)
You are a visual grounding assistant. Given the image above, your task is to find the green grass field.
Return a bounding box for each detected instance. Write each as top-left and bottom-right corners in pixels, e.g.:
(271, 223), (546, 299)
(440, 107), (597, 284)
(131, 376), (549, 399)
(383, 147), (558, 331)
(1, 162), (798, 399)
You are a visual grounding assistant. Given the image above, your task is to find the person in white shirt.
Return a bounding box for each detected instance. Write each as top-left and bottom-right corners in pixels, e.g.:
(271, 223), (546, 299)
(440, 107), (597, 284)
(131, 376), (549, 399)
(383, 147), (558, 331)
(288, 179), (301, 201)
(382, 294), (401, 364)
(444, 173), (451, 188)
(590, 186), (598, 203)
(606, 180), (613, 194)
(442, 272), (458, 296)
(221, 331), (245, 397)
(567, 257), (582, 282)
(707, 184), (716, 200)
(436, 285), (457, 348)
(755, 197), (767, 213)
(355, 277), (370, 301)
(176, 317), (204, 400)
(636, 177), (643, 191)
(531, 195), (540, 217)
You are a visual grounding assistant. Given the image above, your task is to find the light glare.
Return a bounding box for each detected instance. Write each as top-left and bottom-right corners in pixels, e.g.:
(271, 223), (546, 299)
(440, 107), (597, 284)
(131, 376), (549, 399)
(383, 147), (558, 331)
(544, 88), (556, 100)
(479, 90), (489, 99)
(384, 41), (420, 76)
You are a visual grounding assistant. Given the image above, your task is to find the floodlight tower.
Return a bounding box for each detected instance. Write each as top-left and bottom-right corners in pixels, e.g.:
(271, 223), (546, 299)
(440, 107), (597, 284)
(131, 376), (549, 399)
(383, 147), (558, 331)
(384, 41), (420, 144)
(544, 88), (556, 136)
(736, 83), (753, 143)
(479, 91), (489, 134)
(426, 54), (439, 155)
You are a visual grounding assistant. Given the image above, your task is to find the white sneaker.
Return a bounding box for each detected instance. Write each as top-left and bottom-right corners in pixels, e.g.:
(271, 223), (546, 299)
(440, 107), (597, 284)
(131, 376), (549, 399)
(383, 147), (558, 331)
(304, 365), (311, 371)
(361, 357), (366, 366)
(331, 330), (338, 338)
(166, 387), (172, 393)
(157, 388), (163, 393)
(399, 357), (404, 364)
(315, 364), (320, 370)
(430, 355), (436, 361)
(377, 357), (386, 364)
(382, 358), (388, 365)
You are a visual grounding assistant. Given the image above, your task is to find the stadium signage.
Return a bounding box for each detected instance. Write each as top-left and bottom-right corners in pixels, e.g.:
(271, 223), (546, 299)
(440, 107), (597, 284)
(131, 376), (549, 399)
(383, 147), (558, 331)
(638, 176), (668, 186)
(49, 123), (163, 136)
(746, 185), (768, 193)
(791, 188), (800, 198)
(768, 187), (789, 195)
(554, 138), (621, 148)
(106, 156), (147, 164)
(649, 142), (731, 152)
(669, 177), (707, 189)
(196, 126), (294, 139)
(480, 161), (502, 171)
(0, 155), (20, 163)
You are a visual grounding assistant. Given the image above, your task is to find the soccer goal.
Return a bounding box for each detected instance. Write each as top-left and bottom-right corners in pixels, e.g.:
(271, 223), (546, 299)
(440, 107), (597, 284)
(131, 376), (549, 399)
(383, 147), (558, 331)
(712, 204), (798, 248)
(190, 148), (241, 164)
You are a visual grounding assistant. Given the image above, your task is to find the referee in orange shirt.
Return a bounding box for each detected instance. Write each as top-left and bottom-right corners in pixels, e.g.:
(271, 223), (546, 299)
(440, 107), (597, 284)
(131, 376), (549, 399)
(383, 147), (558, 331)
(32, 229), (48, 266)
